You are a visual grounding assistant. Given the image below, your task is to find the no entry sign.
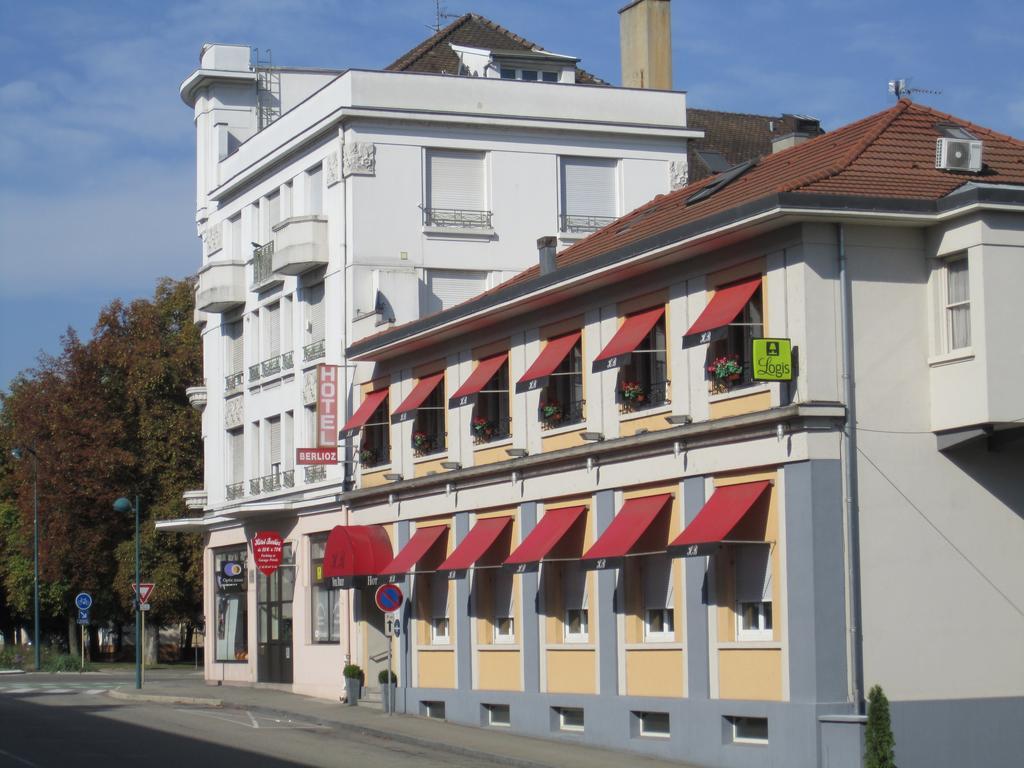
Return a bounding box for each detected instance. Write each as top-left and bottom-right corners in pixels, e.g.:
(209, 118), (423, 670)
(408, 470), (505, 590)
(374, 583), (403, 613)
(253, 531), (284, 576)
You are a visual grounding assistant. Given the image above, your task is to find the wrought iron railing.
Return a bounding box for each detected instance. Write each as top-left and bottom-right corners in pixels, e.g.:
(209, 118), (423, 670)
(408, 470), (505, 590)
(358, 445), (391, 469)
(252, 241), (275, 286)
(282, 469), (294, 489)
(281, 351), (293, 371)
(412, 431), (446, 457)
(225, 482), (245, 501)
(249, 364), (261, 383)
(471, 416), (512, 445)
(304, 465), (326, 484)
(254, 469), (294, 494)
(303, 339), (326, 362)
(539, 399), (586, 430)
(261, 356), (281, 378)
(249, 478), (262, 496)
(225, 372), (244, 391)
(618, 380), (670, 414)
(423, 208), (493, 229)
(560, 213), (615, 234)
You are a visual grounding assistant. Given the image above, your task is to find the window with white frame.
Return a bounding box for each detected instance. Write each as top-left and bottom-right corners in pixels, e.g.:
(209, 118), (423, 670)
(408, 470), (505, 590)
(267, 415), (282, 483)
(424, 149), (489, 229)
(943, 255), (971, 351)
(730, 716), (769, 744)
(560, 157), (618, 233)
(226, 428), (244, 490)
(492, 569), (515, 643)
(224, 319), (244, 390)
(303, 282), (326, 362)
(707, 280), (763, 388)
(499, 67), (560, 82)
(261, 301), (281, 374)
(430, 573), (450, 644)
(642, 555), (675, 641)
(563, 561), (589, 642)
(556, 707), (585, 732)
(618, 310), (669, 411)
(421, 269), (488, 315)
(735, 544), (773, 641)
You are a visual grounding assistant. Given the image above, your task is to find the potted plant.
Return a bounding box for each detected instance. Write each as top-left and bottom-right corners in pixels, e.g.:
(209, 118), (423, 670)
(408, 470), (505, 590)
(358, 446), (376, 465)
(471, 416), (496, 440)
(540, 401), (562, 424)
(411, 431), (430, 452)
(707, 354), (744, 392)
(620, 380), (646, 405)
(378, 668), (398, 713)
(343, 663), (363, 706)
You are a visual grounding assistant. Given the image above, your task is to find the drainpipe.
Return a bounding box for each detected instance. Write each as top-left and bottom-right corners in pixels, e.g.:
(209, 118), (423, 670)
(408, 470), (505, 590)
(838, 223), (865, 713)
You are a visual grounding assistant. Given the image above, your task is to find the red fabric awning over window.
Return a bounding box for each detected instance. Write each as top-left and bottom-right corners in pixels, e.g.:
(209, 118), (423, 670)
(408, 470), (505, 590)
(449, 352), (508, 406)
(378, 525), (448, 577)
(340, 389), (389, 438)
(516, 331), (581, 392)
(581, 493), (673, 565)
(391, 372), (444, 421)
(592, 307), (665, 371)
(322, 525), (394, 579)
(682, 276), (761, 348)
(505, 506), (586, 567)
(669, 480), (771, 556)
(437, 517), (512, 573)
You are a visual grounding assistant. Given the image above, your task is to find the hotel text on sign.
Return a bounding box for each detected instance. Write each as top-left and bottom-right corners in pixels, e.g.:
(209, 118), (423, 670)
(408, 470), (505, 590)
(296, 447), (338, 465)
(317, 364), (339, 447)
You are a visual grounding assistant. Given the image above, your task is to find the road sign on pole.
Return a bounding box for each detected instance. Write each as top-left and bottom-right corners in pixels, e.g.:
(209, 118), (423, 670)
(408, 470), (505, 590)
(384, 615), (401, 638)
(75, 592), (92, 611)
(374, 584), (403, 613)
(76, 608), (90, 625)
(132, 583), (155, 605)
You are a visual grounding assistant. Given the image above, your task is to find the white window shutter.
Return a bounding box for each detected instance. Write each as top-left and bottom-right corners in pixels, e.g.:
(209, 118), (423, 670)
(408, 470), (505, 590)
(428, 150), (485, 211)
(269, 417), (282, 467)
(266, 302), (281, 357)
(229, 429), (244, 483)
(425, 269), (487, 313)
(431, 572), (449, 618)
(561, 158), (617, 217)
(307, 283), (325, 342)
(493, 570), (514, 619)
(736, 545), (772, 603)
(307, 166), (323, 216)
(564, 562), (588, 610)
(226, 320), (243, 374)
(642, 555), (674, 610)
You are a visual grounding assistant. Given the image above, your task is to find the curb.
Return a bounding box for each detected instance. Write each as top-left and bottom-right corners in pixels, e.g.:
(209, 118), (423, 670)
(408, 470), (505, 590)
(107, 688), (222, 707)
(0, 670), (26, 676)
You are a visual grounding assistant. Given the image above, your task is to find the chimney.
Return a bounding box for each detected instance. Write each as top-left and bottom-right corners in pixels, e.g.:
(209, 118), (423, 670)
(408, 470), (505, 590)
(771, 115), (823, 153)
(537, 236), (557, 275)
(619, 0), (672, 89)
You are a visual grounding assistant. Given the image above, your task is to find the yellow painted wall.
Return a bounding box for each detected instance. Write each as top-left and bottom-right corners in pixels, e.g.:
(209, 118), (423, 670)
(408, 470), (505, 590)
(626, 648), (685, 697)
(709, 389), (772, 420)
(417, 649), (456, 689)
(473, 443), (511, 466)
(546, 649), (596, 694)
(719, 648), (782, 701)
(361, 468), (392, 488)
(619, 409), (672, 437)
(413, 457), (449, 478)
(541, 428), (586, 452)
(478, 649), (521, 691)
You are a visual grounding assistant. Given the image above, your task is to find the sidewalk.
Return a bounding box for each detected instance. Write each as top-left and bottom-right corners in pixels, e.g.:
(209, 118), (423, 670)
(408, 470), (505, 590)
(109, 673), (699, 768)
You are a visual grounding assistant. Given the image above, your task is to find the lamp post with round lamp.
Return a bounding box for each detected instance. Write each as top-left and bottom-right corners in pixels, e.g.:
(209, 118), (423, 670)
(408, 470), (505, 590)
(113, 496), (142, 689)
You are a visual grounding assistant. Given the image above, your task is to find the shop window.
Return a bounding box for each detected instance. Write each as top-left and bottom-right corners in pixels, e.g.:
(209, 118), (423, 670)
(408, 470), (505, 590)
(707, 283), (763, 391)
(540, 336), (584, 429)
(942, 255), (971, 351)
(413, 378), (446, 457)
(473, 360), (511, 444)
(729, 716), (769, 744)
(214, 547), (248, 662)
(618, 313), (668, 412)
(735, 544), (773, 641)
(359, 394), (391, 468)
(309, 534), (340, 643)
(430, 573), (450, 644)
(556, 707), (585, 732)
(491, 569), (515, 643)
(563, 562), (589, 642)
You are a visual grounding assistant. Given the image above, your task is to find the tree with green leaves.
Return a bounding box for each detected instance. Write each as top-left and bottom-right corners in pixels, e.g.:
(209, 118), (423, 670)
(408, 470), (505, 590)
(866, 684), (897, 768)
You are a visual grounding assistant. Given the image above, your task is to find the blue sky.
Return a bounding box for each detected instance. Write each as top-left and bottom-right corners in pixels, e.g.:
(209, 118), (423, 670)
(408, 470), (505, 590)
(1, 0), (1021, 391)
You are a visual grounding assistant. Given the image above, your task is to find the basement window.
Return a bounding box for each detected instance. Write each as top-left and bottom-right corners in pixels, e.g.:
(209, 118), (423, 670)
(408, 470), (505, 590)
(485, 703), (511, 727)
(422, 701), (446, 720)
(729, 716), (769, 744)
(636, 711), (671, 738)
(556, 707), (585, 732)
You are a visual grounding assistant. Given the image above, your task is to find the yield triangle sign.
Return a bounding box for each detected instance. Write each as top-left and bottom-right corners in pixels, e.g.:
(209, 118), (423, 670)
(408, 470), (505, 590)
(132, 583), (155, 604)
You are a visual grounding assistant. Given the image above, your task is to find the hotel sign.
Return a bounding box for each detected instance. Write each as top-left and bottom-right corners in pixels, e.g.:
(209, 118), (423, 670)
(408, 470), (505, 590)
(751, 338), (794, 381)
(296, 447), (338, 465)
(317, 364), (339, 447)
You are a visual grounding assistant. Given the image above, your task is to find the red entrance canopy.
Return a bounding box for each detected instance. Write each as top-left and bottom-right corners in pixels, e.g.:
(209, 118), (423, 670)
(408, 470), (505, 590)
(592, 307), (665, 371)
(449, 352), (508, 406)
(516, 331), (581, 393)
(669, 480), (771, 556)
(379, 525), (449, 577)
(437, 517), (512, 574)
(505, 506), (586, 568)
(340, 389), (389, 439)
(682, 276), (761, 348)
(322, 525), (394, 586)
(391, 372), (444, 422)
(581, 493), (672, 566)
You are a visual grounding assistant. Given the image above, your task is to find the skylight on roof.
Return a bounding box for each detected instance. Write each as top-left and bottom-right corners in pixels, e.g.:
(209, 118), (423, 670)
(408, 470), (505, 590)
(935, 123), (977, 140)
(695, 149), (732, 174)
(685, 159), (757, 206)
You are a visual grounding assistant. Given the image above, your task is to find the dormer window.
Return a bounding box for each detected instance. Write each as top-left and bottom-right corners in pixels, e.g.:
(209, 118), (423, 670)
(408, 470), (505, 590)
(500, 68), (559, 82)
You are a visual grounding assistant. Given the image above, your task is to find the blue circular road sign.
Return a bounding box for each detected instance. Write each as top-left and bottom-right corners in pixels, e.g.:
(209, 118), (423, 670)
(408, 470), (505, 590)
(374, 583), (403, 613)
(75, 592), (93, 611)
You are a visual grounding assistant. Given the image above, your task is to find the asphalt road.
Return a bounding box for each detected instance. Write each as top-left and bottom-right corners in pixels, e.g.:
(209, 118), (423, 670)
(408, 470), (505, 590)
(0, 682), (489, 768)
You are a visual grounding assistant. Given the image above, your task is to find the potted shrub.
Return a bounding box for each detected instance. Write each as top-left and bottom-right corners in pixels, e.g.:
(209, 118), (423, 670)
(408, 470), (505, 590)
(378, 668), (398, 713)
(620, 381), (646, 407)
(707, 354), (744, 392)
(471, 416), (496, 441)
(358, 446), (376, 465)
(540, 401), (562, 425)
(411, 431), (430, 453)
(343, 663), (363, 706)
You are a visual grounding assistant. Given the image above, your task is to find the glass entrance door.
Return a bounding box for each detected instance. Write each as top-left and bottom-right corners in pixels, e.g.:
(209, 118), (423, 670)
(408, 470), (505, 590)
(257, 543), (295, 683)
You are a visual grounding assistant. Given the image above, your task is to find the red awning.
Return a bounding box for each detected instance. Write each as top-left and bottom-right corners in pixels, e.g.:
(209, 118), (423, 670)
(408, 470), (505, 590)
(340, 389), (389, 439)
(669, 480), (771, 556)
(592, 307), (665, 371)
(449, 352), (508, 406)
(322, 525), (394, 585)
(379, 525), (448, 577)
(391, 372), (444, 422)
(505, 506), (586, 568)
(437, 517), (512, 574)
(682, 276), (761, 348)
(582, 493), (673, 565)
(516, 331), (581, 392)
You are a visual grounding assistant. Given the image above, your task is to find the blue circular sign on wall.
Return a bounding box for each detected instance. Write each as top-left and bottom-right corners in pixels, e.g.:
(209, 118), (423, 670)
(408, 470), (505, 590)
(75, 592), (93, 611)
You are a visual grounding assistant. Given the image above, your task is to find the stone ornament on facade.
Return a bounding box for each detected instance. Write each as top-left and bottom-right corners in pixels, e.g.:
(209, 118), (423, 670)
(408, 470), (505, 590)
(302, 369), (318, 406)
(669, 158), (689, 190)
(202, 223), (223, 255)
(324, 151), (341, 186)
(224, 396), (244, 429)
(343, 142), (376, 177)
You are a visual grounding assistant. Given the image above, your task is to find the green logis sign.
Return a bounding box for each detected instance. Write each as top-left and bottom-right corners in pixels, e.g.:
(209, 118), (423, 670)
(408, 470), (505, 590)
(751, 338), (793, 381)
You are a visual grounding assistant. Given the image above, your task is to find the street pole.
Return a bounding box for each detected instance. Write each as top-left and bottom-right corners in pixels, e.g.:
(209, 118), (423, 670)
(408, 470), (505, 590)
(134, 495), (141, 690)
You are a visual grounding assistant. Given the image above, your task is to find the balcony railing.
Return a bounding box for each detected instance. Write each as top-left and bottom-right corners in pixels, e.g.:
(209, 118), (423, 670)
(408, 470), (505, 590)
(252, 241), (275, 286)
(251, 470), (295, 495)
(249, 364), (261, 383)
(471, 417), (512, 445)
(281, 351), (294, 371)
(539, 399), (586, 430)
(304, 465), (327, 484)
(225, 372), (244, 392)
(423, 208), (493, 229)
(261, 356), (281, 378)
(560, 214), (615, 234)
(618, 380), (670, 414)
(226, 482), (245, 501)
(303, 339), (326, 363)
(412, 431), (446, 457)
(358, 445), (391, 469)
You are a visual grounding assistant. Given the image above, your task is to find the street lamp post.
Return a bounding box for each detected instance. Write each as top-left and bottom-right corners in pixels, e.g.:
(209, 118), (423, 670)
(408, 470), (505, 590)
(113, 496), (142, 690)
(11, 447), (41, 672)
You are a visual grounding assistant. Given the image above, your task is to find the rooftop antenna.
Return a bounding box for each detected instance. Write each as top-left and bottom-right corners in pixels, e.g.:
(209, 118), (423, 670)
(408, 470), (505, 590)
(888, 77), (942, 101)
(428, 0), (459, 33)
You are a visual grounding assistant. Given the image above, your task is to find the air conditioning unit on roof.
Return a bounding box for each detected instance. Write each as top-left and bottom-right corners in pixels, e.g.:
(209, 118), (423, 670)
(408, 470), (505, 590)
(935, 138), (983, 172)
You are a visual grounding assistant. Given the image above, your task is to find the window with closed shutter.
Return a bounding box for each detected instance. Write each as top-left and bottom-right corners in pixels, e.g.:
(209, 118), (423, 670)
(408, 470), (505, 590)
(225, 320), (243, 375)
(228, 429), (244, 484)
(642, 554), (675, 640)
(306, 283), (325, 343)
(307, 166), (323, 216)
(560, 157), (617, 233)
(422, 269), (487, 315)
(735, 544), (773, 641)
(425, 150), (489, 228)
(265, 302), (280, 358)
(268, 416), (281, 474)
